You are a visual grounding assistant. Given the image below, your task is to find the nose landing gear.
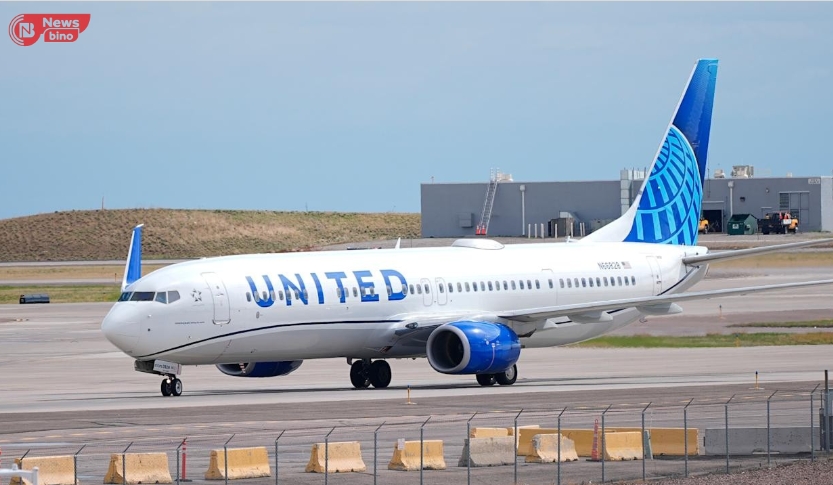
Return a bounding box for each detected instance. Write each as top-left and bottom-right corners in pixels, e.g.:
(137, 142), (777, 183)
(160, 376), (183, 397)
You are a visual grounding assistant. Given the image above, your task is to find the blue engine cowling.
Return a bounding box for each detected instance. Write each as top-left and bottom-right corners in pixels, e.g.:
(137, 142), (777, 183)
(216, 361), (303, 378)
(426, 321), (520, 374)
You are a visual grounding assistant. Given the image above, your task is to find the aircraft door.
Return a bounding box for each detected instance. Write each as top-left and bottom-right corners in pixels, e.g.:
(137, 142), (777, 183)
(202, 272), (231, 324)
(420, 278), (433, 306)
(645, 256), (663, 295)
(435, 277), (447, 305)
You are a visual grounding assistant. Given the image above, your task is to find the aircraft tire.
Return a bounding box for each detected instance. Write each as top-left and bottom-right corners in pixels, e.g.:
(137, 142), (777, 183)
(368, 360), (392, 388)
(161, 379), (172, 397)
(496, 365), (518, 386)
(476, 373), (496, 386)
(171, 378), (183, 396)
(350, 361), (370, 389)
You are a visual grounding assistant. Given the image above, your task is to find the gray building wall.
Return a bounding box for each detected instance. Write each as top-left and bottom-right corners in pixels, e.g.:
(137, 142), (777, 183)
(421, 176), (833, 238)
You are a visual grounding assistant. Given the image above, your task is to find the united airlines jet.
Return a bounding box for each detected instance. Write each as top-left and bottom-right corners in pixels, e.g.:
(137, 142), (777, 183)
(102, 59), (833, 396)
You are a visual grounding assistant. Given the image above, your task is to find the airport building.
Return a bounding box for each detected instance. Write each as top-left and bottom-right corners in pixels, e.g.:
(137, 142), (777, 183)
(420, 168), (833, 238)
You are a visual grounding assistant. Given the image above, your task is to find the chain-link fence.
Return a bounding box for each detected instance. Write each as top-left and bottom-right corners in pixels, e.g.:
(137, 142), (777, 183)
(2, 387), (832, 485)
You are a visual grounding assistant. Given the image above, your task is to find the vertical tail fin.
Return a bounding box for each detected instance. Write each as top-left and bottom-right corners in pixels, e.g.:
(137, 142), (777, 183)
(584, 58), (718, 245)
(121, 224), (144, 291)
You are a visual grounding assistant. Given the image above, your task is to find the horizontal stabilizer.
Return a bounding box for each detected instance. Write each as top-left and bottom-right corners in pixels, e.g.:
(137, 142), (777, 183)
(683, 238), (833, 266)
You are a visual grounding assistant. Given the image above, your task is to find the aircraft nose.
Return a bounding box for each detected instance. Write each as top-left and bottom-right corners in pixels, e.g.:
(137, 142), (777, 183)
(101, 304), (140, 354)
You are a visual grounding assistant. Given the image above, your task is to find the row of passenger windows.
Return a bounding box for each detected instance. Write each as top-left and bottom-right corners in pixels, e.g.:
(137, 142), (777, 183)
(560, 275), (636, 289)
(244, 275), (639, 303)
(118, 291), (181, 304)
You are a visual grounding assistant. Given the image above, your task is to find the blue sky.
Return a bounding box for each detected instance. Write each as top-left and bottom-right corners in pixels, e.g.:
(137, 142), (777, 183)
(1, 2), (831, 219)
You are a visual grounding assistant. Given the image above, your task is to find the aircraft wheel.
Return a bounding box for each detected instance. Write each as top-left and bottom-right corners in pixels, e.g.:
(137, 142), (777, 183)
(368, 360), (392, 388)
(161, 378), (172, 397)
(496, 365), (518, 386)
(350, 361), (370, 389)
(476, 373), (496, 386)
(171, 378), (183, 396)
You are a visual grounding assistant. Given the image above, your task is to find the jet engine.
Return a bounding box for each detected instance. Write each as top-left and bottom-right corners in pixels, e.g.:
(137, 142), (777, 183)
(426, 321), (520, 374)
(216, 361), (303, 378)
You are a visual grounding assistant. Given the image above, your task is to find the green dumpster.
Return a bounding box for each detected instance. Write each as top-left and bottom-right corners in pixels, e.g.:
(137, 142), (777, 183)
(727, 214), (758, 235)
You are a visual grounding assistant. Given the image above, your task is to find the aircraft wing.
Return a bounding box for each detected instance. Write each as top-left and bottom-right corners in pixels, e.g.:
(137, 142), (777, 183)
(683, 238), (833, 266)
(499, 278), (833, 323)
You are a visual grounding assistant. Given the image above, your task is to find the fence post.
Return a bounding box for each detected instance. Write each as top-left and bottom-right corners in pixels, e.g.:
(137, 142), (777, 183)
(601, 404), (611, 483)
(274, 430), (284, 485)
(466, 413), (477, 485)
(684, 398), (693, 478)
(642, 402), (651, 481)
(557, 407), (566, 485)
(224, 434), (235, 485)
(324, 427), (335, 485)
(374, 423), (384, 485)
(122, 442), (133, 485)
(514, 409), (523, 485)
(811, 385), (819, 462)
(767, 391), (777, 466)
(73, 445), (85, 485)
(725, 395), (735, 474)
(420, 417), (431, 485)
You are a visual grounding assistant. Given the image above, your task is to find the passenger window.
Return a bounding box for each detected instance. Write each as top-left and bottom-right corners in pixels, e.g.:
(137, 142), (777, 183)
(618, 276), (623, 286)
(387, 286), (392, 297)
(610, 277), (615, 287)
(503, 281), (508, 290)
(295, 290), (301, 300)
(246, 292), (252, 302)
(581, 278), (587, 287)
(465, 282), (470, 292)
(596, 277), (601, 287)
(527, 280), (532, 289)
(424, 284), (430, 294)
(559, 279), (564, 289)
(511, 281), (516, 290)
(409, 284), (415, 295)
(155, 292), (167, 304)
(603, 277), (609, 287)
(457, 283), (463, 292)
(519, 280), (525, 290)
(589, 278), (594, 288)
(279, 290), (285, 300)
(262, 291), (268, 301)
(495, 280), (500, 291)
(632, 276), (636, 285)
(549, 279), (553, 289)
(448, 283), (453, 293)
(168, 291), (180, 303)
(488, 281), (493, 291)
(417, 285), (422, 294)
(624, 277), (629, 286)
(369, 288), (374, 296)
(480, 282), (485, 291)
(286, 291), (292, 302)
(353, 287), (358, 297)
(270, 290), (276, 301)
(535, 280), (541, 289)
(574, 278), (579, 288)
(473, 282), (478, 292)
(567, 279), (572, 288)
(439, 285), (444, 294)
(402, 284), (408, 294)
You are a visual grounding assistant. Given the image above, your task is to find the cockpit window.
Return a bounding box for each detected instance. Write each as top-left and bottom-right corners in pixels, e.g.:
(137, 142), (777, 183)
(168, 291), (180, 303)
(130, 291), (155, 302)
(118, 292), (132, 302)
(155, 292), (168, 304)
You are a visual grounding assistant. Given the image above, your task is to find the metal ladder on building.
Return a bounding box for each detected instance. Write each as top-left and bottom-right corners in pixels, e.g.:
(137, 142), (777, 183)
(476, 168), (501, 235)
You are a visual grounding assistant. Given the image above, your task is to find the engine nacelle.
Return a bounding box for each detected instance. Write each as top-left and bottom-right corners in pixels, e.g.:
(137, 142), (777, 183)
(216, 361), (303, 378)
(426, 321), (520, 375)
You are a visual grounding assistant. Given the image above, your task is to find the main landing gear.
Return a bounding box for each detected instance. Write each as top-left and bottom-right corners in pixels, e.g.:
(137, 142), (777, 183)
(160, 376), (183, 397)
(476, 364), (518, 387)
(349, 359), (392, 389)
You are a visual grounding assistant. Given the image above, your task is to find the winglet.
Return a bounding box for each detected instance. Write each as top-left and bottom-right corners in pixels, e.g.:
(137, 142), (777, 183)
(395, 238), (401, 249)
(121, 224), (144, 291)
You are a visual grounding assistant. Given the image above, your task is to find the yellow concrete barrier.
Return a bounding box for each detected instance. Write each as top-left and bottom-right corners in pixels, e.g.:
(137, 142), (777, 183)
(469, 427), (510, 439)
(609, 428), (699, 456)
(305, 442), (366, 473)
(525, 434), (579, 463)
(602, 432), (642, 461)
(10, 456), (74, 485)
(104, 453), (173, 484)
(204, 447), (271, 480)
(505, 424), (539, 436)
(516, 428), (597, 456)
(388, 440), (446, 471)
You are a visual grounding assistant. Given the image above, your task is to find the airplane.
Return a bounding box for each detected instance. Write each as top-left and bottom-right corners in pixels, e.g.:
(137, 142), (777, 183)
(102, 58), (833, 397)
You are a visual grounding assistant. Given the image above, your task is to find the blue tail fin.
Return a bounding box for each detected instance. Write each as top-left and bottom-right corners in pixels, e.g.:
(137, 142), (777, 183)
(584, 58), (718, 246)
(121, 224), (144, 290)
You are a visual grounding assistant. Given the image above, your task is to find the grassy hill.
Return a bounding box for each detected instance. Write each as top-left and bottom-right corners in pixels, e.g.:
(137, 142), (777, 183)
(0, 209), (420, 261)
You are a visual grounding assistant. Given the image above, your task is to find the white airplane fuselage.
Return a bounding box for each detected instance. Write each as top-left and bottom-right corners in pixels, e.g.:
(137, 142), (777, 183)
(102, 239), (709, 366)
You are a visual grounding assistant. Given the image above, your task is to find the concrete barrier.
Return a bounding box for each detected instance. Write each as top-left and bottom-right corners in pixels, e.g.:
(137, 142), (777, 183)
(457, 437), (514, 467)
(602, 432), (643, 461)
(10, 456), (74, 485)
(305, 442), (366, 473)
(104, 453), (173, 484)
(704, 427), (814, 455)
(516, 428), (600, 456)
(470, 427), (510, 439)
(388, 440), (446, 471)
(204, 447), (271, 480)
(525, 434), (579, 463)
(609, 427), (700, 456)
(506, 425), (539, 436)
